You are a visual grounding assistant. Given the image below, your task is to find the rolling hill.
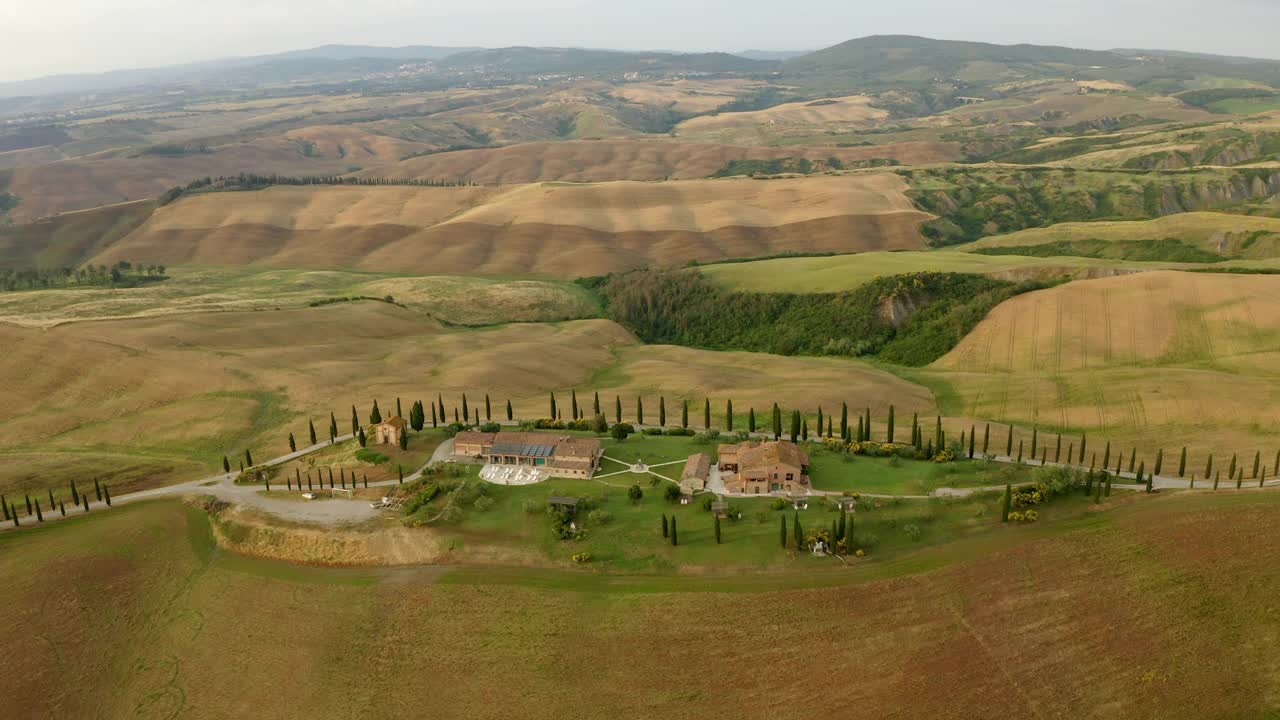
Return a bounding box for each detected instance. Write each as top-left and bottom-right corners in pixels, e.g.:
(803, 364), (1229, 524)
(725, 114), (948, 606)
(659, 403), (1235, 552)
(73, 176), (931, 276)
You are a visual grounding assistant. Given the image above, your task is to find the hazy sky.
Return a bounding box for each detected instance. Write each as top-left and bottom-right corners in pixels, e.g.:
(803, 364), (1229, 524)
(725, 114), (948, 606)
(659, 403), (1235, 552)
(2, 0), (1278, 82)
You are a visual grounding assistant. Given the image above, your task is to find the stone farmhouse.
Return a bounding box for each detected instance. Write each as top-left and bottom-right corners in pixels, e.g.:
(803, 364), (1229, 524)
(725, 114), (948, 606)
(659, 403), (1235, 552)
(718, 440), (810, 495)
(680, 452), (712, 499)
(373, 416), (408, 445)
(453, 431), (604, 479)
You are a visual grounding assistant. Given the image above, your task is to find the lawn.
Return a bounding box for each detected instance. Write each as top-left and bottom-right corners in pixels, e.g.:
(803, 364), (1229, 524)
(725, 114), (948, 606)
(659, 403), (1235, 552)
(6, 492), (1280, 718)
(806, 447), (1037, 495)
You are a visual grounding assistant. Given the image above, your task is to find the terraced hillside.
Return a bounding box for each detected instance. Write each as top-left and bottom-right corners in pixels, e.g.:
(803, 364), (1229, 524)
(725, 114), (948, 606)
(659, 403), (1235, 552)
(84, 176), (932, 276)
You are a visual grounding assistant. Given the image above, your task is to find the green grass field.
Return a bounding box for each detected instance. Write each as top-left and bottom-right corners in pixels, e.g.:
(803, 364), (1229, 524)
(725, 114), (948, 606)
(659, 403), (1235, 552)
(0, 265), (599, 327)
(699, 250), (1177, 293)
(7, 491), (1280, 719)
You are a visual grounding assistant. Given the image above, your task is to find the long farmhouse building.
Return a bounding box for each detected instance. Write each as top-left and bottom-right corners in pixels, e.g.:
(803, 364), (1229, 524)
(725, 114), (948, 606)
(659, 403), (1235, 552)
(718, 440), (810, 495)
(454, 431), (604, 479)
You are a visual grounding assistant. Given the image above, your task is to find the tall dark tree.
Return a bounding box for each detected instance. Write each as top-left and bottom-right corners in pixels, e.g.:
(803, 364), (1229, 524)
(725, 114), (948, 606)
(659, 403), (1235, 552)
(1030, 427), (1039, 458)
(222, 456), (231, 474)
(103, 486), (111, 507)
(549, 392), (557, 419)
(817, 407), (825, 439)
(571, 390), (578, 420)
(670, 516), (678, 546)
(358, 427), (367, 447)
(802, 419), (809, 441)
(486, 394), (493, 421)
(968, 426), (976, 459)
(399, 428), (409, 450)
(614, 396), (621, 424)
(396, 398), (403, 418)
(1178, 447), (1187, 477)
(508, 399), (514, 422)
(790, 410), (801, 443)
(714, 515), (722, 544)
(659, 396), (667, 427)
(749, 407), (757, 433)
(983, 424), (991, 455)
(681, 399), (689, 429)
(934, 416), (943, 452)
(1079, 433), (1087, 464)
(331, 412), (339, 440)
(351, 405), (359, 436)
(1006, 427), (1014, 457)
(1103, 442), (1111, 470)
(1128, 449), (1137, 474)
(1017, 441), (1024, 465)
(1054, 435), (1062, 464)
(1205, 453), (1214, 480)
(1252, 451), (1261, 479)
(245, 449), (254, 467)
(780, 514), (787, 548)
(95, 479), (102, 502)
(71, 480), (79, 506)
(592, 391), (600, 417)
(309, 419), (318, 445)
(637, 396), (644, 425)
(910, 413), (918, 448)
(726, 399), (734, 432)
(772, 404), (783, 439)
(864, 408), (871, 441)
(704, 398), (711, 429)
(288, 433), (296, 453)
(793, 511), (803, 550)
(34, 499), (43, 522)
(371, 400), (383, 425)
(461, 395), (468, 422)
(437, 396), (445, 425)
(662, 514), (669, 538)
(840, 403), (848, 440)
(1153, 449), (1164, 477)
(887, 405), (895, 443)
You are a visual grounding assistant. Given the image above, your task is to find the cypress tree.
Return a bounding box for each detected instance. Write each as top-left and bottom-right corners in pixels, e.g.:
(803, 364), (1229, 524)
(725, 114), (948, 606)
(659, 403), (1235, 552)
(351, 405), (359, 435)
(570, 390), (578, 420)
(704, 398), (711, 429)
(1054, 435), (1062, 464)
(399, 428), (408, 450)
(681, 400), (689, 429)
(358, 427), (366, 447)
(459, 396), (467, 422)
(1261, 466), (1268, 489)
(887, 405), (895, 443)
(845, 511), (856, 548)
(749, 407), (757, 433)
(1275, 448), (1280, 480)
(934, 416), (943, 452)
(549, 392), (557, 419)
(591, 391), (599, 417)
(1135, 462), (1145, 487)
(48, 488), (55, 510)
(265, 476), (271, 492)
(637, 396), (644, 425)
(817, 407), (824, 438)
(659, 396), (667, 427)
(331, 412), (340, 439)
(396, 398), (403, 418)
(910, 413), (919, 448)
(10, 508), (16, 526)
(1178, 447), (1187, 477)
(59, 501), (65, 517)
(1030, 427), (1038, 458)
(1006, 428), (1014, 457)
(780, 515), (787, 548)
(245, 449), (254, 467)
(1229, 453), (1237, 480)
(969, 426), (976, 459)
(1252, 451), (1261, 479)
(94, 479), (102, 501)
(670, 516), (678, 546)
(1213, 471), (1220, 490)
(1189, 473), (1195, 489)
(1079, 433), (1087, 464)
(1103, 441), (1112, 470)
(1127, 449), (1135, 474)
(288, 433), (296, 453)
(715, 515), (722, 544)
(507, 399), (514, 422)
(790, 410), (801, 443)
(864, 408), (871, 441)
(223, 456), (231, 473)
(328, 467), (334, 487)
(103, 486), (111, 507)
(1001, 485), (1012, 522)
(802, 419), (810, 441)
(1205, 453), (1214, 480)
(662, 514), (669, 538)
(71, 480), (79, 506)
(437, 396), (445, 425)
(1017, 440), (1025, 464)
(1114, 451), (1122, 476)
(613, 396), (621, 424)
(1236, 469), (1243, 490)
(372, 399), (383, 424)
(35, 499), (43, 522)
(773, 404), (783, 440)
(983, 424), (991, 455)
(83, 494), (90, 512)
(309, 419), (318, 445)
(837, 510), (847, 540)
(1153, 449), (1163, 477)
(726, 399), (734, 432)
(364, 474), (369, 489)
(1067, 443), (1074, 466)
(840, 403), (848, 440)
(793, 512), (804, 550)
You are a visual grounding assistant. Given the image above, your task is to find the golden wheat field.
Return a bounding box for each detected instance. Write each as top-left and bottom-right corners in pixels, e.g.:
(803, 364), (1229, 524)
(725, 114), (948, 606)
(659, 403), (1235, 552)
(88, 177), (931, 275)
(674, 95), (888, 141)
(965, 212), (1280, 258)
(916, 271), (1280, 468)
(361, 139), (961, 184)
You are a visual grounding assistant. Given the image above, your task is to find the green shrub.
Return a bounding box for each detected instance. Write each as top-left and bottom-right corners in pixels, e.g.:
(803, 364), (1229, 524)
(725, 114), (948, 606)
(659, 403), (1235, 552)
(355, 448), (390, 465)
(586, 509), (612, 525)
